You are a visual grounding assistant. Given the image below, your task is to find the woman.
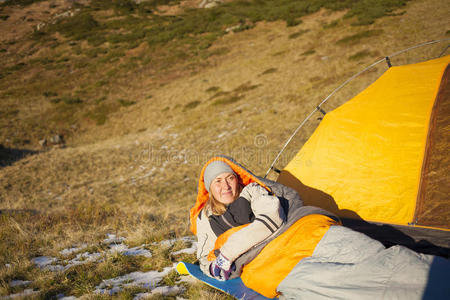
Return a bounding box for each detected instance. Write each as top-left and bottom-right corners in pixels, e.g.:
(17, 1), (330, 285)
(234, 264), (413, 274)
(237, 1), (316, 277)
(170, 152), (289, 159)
(191, 156), (449, 299)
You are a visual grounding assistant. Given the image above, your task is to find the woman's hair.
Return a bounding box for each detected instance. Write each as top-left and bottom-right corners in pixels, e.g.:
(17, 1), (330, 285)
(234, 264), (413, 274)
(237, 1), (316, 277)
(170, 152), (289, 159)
(206, 182), (243, 216)
(207, 194), (228, 216)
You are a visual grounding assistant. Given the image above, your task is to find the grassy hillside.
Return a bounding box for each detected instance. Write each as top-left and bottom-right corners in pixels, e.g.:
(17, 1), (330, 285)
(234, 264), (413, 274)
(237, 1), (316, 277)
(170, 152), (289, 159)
(0, 0), (449, 298)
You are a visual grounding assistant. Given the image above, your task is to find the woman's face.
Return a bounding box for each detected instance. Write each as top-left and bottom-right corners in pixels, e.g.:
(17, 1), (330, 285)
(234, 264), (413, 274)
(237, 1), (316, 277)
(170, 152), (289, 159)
(210, 172), (239, 205)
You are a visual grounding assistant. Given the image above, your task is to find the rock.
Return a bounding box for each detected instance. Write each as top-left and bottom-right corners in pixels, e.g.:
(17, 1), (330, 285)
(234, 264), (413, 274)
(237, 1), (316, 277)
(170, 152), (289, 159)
(199, 0), (223, 9)
(49, 134), (62, 144)
(225, 25), (241, 33)
(39, 138), (47, 147)
(36, 23), (46, 31)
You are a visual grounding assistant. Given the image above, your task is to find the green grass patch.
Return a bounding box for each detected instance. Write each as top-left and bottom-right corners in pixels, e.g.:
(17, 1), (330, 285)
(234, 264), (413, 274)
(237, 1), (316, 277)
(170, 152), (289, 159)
(233, 82), (260, 93)
(209, 91), (231, 100)
(323, 20), (339, 29)
(1, 0), (45, 7)
(85, 103), (117, 125)
(84, 47), (108, 58)
(260, 68), (277, 76)
(51, 96), (83, 105)
(342, 0), (410, 25)
(205, 86), (220, 93)
(301, 49), (315, 56)
(43, 91), (58, 97)
(272, 50), (287, 56)
(49, 12), (100, 41)
(336, 29), (384, 45)
(183, 100), (201, 111)
(349, 49), (372, 61)
(0, 108), (19, 119)
(118, 99), (136, 107)
(213, 95), (243, 106)
(288, 29), (309, 39)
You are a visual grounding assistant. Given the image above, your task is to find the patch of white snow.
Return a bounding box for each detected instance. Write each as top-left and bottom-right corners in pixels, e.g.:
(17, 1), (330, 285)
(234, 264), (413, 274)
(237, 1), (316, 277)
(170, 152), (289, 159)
(60, 244), (88, 256)
(95, 266), (173, 295)
(6, 288), (39, 299)
(103, 234), (126, 244)
(9, 280), (31, 287)
(31, 256), (57, 267)
(109, 244), (152, 258)
(171, 241), (197, 256)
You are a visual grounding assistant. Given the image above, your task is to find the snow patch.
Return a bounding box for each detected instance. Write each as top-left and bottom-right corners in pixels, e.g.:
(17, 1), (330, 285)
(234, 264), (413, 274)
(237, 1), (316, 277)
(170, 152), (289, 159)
(5, 289), (39, 299)
(133, 285), (186, 299)
(171, 241), (197, 256)
(109, 244), (152, 258)
(31, 256), (57, 267)
(103, 234), (126, 244)
(95, 266), (173, 295)
(66, 251), (102, 268)
(60, 244), (88, 256)
(157, 236), (196, 247)
(56, 294), (77, 300)
(9, 280), (31, 287)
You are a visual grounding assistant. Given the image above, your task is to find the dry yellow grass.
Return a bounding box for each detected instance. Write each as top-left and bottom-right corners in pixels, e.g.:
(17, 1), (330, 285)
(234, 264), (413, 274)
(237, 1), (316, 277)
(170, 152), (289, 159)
(0, 0), (449, 298)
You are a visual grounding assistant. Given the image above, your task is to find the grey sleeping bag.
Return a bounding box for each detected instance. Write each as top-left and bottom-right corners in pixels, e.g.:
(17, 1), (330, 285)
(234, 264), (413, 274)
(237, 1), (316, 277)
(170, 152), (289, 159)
(277, 225), (450, 300)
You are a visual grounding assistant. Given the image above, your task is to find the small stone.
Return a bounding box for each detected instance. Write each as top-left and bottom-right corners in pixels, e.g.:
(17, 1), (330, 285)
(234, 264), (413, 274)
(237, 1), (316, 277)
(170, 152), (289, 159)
(50, 134), (62, 144)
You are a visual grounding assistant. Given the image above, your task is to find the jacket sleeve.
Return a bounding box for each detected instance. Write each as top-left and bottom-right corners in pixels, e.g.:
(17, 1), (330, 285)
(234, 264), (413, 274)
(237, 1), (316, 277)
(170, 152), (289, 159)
(220, 182), (285, 262)
(196, 211), (217, 277)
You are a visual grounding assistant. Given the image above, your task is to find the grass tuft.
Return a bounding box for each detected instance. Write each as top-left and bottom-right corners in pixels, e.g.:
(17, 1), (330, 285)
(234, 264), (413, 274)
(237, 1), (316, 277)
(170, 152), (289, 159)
(323, 19), (339, 29)
(336, 29), (384, 45)
(50, 13), (100, 41)
(183, 100), (201, 111)
(213, 95), (243, 106)
(118, 99), (136, 107)
(301, 49), (315, 56)
(51, 96), (83, 105)
(260, 68), (277, 76)
(349, 49), (372, 60)
(205, 86), (221, 93)
(288, 29), (309, 39)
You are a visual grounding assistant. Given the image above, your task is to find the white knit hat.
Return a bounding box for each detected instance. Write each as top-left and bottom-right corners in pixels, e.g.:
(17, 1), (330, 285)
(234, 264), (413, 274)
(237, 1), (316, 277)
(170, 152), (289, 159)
(204, 161), (236, 193)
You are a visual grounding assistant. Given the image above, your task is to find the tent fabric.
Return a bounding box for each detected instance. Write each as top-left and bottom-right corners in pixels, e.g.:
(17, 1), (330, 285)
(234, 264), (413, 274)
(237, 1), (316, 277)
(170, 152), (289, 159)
(415, 64), (450, 228)
(278, 55), (450, 229)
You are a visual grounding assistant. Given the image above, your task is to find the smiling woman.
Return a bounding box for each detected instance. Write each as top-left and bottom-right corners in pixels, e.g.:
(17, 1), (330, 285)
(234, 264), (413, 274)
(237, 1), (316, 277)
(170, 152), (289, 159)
(189, 156), (450, 299)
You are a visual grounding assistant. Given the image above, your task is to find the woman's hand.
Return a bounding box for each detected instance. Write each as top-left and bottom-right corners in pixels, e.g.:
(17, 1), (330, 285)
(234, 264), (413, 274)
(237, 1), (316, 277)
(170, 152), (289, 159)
(209, 253), (235, 280)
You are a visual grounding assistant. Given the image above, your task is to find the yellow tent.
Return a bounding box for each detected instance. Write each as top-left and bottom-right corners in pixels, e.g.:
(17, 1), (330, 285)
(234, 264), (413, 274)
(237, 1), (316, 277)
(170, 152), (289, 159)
(278, 56), (449, 232)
